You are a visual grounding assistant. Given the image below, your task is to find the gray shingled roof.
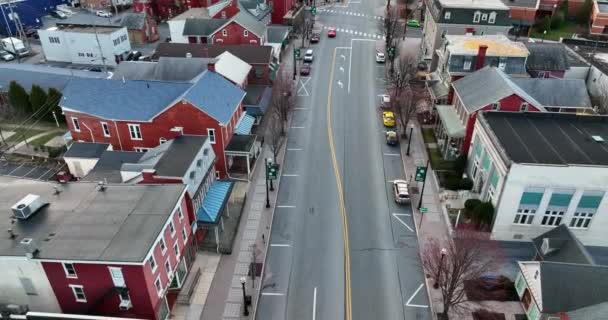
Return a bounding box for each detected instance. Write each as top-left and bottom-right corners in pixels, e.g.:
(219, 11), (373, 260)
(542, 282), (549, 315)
(524, 42), (570, 71)
(267, 25), (291, 43)
(154, 135), (208, 177)
(233, 9), (267, 38)
(152, 43), (272, 64)
(112, 58), (210, 82)
(183, 18), (229, 36)
(83, 151), (145, 183)
(120, 12), (146, 29)
(540, 262), (608, 313)
(512, 78), (591, 108)
(532, 225), (595, 265)
(64, 142), (110, 159)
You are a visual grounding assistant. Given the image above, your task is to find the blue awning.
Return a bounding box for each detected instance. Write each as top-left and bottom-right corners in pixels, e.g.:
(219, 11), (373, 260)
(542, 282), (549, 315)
(235, 114), (256, 135)
(197, 180), (234, 224)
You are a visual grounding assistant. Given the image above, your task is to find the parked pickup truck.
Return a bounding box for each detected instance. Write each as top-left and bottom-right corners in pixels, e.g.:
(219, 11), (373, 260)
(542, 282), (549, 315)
(1, 37), (29, 57)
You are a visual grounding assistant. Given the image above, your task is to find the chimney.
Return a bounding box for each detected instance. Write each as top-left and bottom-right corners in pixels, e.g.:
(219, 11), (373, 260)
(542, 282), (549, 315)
(475, 45), (488, 70)
(186, 52), (192, 58)
(207, 61), (215, 72)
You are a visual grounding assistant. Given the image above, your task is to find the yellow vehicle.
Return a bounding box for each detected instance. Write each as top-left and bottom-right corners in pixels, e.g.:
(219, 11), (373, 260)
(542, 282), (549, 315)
(383, 111), (396, 127)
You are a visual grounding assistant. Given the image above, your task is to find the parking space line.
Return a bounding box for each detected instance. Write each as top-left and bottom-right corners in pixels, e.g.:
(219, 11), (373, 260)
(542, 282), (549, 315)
(392, 213), (414, 232)
(261, 292), (285, 296)
(270, 244), (291, 247)
(312, 287), (318, 320)
(383, 153), (400, 156)
(405, 283), (429, 308)
(288, 148), (303, 151)
(7, 164), (23, 175)
(277, 205), (296, 208)
(282, 174), (300, 177)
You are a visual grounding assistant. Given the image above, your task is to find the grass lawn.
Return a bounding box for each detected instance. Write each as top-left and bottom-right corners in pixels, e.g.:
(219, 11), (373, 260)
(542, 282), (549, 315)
(2, 127), (45, 144)
(421, 128), (437, 144)
(29, 131), (62, 147)
(428, 147), (455, 171)
(530, 20), (578, 41)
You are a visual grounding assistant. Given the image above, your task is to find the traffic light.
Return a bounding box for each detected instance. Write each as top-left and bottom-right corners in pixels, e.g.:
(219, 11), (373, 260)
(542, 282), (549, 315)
(415, 166), (427, 182)
(311, 6), (317, 15)
(294, 48), (301, 59)
(388, 46), (396, 59)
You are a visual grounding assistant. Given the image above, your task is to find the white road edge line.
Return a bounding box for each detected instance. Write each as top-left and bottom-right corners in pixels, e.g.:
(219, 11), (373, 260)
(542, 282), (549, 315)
(312, 287), (318, 320)
(392, 213), (414, 232)
(294, 107), (309, 110)
(277, 205), (296, 208)
(261, 292), (285, 296)
(405, 283), (429, 308)
(383, 153), (400, 156)
(270, 244), (291, 247)
(392, 213), (411, 216)
(288, 148), (303, 151)
(291, 126), (305, 129)
(283, 174), (300, 177)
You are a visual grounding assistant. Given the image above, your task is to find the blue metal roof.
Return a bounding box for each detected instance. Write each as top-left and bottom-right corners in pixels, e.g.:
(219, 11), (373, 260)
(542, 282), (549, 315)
(184, 71), (246, 125)
(235, 114), (256, 135)
(0, 64), (106, 93)
(61, 79), (192, 121)
(197, 180), (234, 224)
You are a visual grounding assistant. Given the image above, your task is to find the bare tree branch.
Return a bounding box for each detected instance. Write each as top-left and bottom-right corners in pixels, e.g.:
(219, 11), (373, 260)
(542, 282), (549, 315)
(421, 231), (505, 320)
(388, 52), (419, 100)
(378, 6), (402, 59)
(266, 112), (284, 164)
(393, 85), (429, 137)
(269, 71), (296, 135)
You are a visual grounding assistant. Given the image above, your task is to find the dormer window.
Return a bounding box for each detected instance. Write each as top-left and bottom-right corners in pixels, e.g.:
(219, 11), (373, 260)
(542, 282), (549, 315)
(491, 102), (500, 110)
(463, 56), (472, 70)
(488, 12), (496, 24)
(444, 11), (451, 20)
(520, 103), (529, 112)
(481, 13), (488, 21)
(473, 11), (481, 23)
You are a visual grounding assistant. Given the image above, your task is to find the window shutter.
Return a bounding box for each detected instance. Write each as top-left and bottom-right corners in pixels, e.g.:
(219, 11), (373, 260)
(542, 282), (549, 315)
(520, 192), (544, 205)
(548, 193), (573, 207)
(578, 193), (604, 209)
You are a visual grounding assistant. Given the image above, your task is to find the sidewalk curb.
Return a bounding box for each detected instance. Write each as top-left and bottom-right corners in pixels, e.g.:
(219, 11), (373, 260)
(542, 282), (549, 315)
(400, 122), (436, 320)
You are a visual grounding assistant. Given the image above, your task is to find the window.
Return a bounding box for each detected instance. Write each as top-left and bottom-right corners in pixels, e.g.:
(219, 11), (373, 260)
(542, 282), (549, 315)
(71, 117), (81, 132)
(159, 237), (167, 254)
(520, 102), (529, 112)
(159, 137), (167, 144)
(134, 147), (150, 153)
(473, 11), (481, 23)
(70, 285), (87, 302)
(215, 171), (220, 179)
(182, 226), (188, 244)
(208, 128), (216, 144)
(49, 36), (60, 44)
(63, 263), (77, 278)
(128, 124), (142, 140)
(498, 57), (507, 70)
(169, 221), (175, 237)
(86, 53), (93, 58)
(155, 276), (162, 296)
(78, 52), (85, 57)
(108, 267), (125, 287)
(514, 208), (536, 224)
(255, 67), (264, 79)
(222, 29), (227, 37)
(541, 210), (565, 226)
(221, 11), (227, 18)
(491, 102), (500, 110)
(481, 13), (488, 21)
(488, 12), (496, 24)
(177, 206), (183, 221)
(149, 255), (157, 272)
(444, 11), (451, 20)
(463, 56), (472, 70)
(119, 290), (131, 305)
(121, 34), (127, 42)
(244, 30), (249, 37)
(165, 259), (172, 278)
(101, 122), (110, 137)
(174, 243), (180, 258)
(570, 211), (595, 228)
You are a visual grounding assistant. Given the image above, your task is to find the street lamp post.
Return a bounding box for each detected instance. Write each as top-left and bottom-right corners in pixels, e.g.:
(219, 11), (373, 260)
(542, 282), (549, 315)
(269, 157), (275, 191)
(240, 276), (250, 316)
(434, 248), (447, 289)
(406, 124), (414, 156)
(417, 159), (430, 210)
(541, 30), (547, 43)
(265, 158), (271, 208)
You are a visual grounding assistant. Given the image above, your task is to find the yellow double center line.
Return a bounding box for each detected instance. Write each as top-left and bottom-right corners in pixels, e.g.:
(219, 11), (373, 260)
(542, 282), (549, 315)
(326, 48), (353, 320)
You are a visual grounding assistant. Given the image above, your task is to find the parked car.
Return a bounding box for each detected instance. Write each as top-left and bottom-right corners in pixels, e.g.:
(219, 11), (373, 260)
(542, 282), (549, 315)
(386, 130), (398, 146)
(407, 20), (421, 28)
(126, 51), (142, 61)
(0, 50), (14, 61)
(300, 63), (311, 76)
(380, 94), (391, 109)
(96, 10), (112, 18)
(382, 111), (395, 127)
(304, 49), (314, 62)
(393, 180), (411, 204)
(51, 10), (68, 19)
(376, 52), (385, 63)
(327, 27), (337, 38)
(311, 33), (320, 43)
(85, 67), (103, 72)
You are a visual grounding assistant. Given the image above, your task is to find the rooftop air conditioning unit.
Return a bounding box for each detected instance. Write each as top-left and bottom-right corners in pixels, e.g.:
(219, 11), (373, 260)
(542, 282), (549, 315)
(11, 194), (46, 220)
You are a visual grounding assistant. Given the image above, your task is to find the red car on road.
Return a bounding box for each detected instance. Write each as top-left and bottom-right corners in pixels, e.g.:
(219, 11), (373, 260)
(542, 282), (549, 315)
(327, 27), (337, 38)
(300, 63), (311, 76)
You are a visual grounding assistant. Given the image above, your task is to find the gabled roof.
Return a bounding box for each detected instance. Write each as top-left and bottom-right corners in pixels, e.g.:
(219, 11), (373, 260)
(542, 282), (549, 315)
(238, 0), (272, 20)
(152, 43), (272, 64)
(0, 63), (106, 92)
(232, 9), (266, 38)
(532, 224), (595, 265)
(119, 12), (146, 29)
(64, 142), (110, 159)
(183, 18), (229, 36)
(144, 135), (208, 178)
(111, 57), (211, 82)
(183, 71), (246, 125)
(171, 7), (211, 20)
(453, 66), (544, 112)
(267, 25), (291, 43)
(512, 78), (591, 108)
(524, 42), (570, 71)
(215, 51), (252, 85)
(83, 151), (145, 183)
(60, 79), (192, 121)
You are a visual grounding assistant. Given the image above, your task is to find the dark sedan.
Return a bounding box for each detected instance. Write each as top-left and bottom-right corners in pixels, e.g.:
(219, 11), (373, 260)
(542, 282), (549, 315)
(300, 63), (311, 76)
(311, 33), (320, 43)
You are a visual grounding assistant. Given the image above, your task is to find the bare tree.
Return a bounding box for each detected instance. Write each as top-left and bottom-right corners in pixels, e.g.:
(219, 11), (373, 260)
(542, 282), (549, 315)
(421, 231), (504, 320)
(394, 85), (429, 137)
(379, 6), (402, 59)
(266, 113), (284, 164)
(270, 71), (296, 135)
(388, 52), (418, 102)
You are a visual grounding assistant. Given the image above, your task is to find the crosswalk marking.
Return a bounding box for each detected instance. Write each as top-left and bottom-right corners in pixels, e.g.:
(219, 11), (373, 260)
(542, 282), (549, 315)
(319, 9), (384, 20)
(317, 26), (386, 40)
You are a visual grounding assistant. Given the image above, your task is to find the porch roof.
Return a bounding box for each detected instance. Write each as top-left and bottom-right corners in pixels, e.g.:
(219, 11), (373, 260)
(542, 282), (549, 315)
(436, 105), (465, 138)
(225, 134), (257, 154)
(197, 180), (234, 224)
(235, 114), (256, 135)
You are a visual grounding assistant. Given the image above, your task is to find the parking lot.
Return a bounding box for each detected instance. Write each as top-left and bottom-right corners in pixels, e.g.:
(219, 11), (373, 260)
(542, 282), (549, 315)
(0, 160), (65, 181)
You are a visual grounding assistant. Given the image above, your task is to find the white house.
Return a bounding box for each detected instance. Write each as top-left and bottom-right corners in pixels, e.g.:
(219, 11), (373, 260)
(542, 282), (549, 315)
(167, 2), (232, 44)
(468, 111), (608, 246)
(38, 25), (131, 67)
(0, 257), (61, 312)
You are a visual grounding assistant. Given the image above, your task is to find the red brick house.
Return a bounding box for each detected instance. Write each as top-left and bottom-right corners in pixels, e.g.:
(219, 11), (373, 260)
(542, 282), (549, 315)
(152, 43), (274, 85)
(60, 69), (258, 179)
(0, 177), (194, 320)
(502, 0), (539, 36)
(434, 66), (591, 159)
(271, 0), (299, 24)
(182, 10), (267, 45)
(119, 11), (160, 44)
(591, 0), (608, 36)
(524, 42), (570, 78)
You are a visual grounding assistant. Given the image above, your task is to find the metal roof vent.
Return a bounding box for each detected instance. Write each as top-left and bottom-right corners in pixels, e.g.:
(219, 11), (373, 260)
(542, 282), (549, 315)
(186, 52), (193, 58)
(592, 135), (604, 143)
(11, 194), (46, 220)
(20, 238), (39, 259)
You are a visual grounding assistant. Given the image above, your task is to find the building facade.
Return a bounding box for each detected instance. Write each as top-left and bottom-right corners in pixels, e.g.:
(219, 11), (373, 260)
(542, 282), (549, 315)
(422, 0), (512, 69)
(38, 25), (131, 67)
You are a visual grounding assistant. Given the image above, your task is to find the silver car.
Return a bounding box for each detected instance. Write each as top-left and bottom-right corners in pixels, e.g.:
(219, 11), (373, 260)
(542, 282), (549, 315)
(304, 49), (313, 63)
(393, 180), (411, 204)
(0, 50), (14, 61)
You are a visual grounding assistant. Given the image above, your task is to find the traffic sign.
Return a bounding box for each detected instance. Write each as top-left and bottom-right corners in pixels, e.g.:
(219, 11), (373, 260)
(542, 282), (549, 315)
(311, 6), (317, 15)
(267, 164), (278, 180)
(415, 166), (427, 182)
(294, 48), (301, 59)
(420, 207), (428, 213)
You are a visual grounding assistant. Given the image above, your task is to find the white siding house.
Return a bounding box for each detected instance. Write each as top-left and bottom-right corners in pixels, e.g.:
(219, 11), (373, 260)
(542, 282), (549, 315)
(0, 257), (61, 312)
(38, 26), (131, 67)
(468, 112), (608, 246)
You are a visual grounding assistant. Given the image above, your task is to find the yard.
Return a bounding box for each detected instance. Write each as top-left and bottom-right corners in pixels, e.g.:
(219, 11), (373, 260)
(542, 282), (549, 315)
(2, 127), (45, 144)
(530, 20), (578, 41)
(421, 127), (455, 171)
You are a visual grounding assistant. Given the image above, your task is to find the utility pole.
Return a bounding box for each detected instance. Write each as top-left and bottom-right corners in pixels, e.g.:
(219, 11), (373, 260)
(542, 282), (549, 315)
(417, 159), (430, 210)
(6, 1), (28, 49)
(0, 3), (19, 63)
(92, 23), (109, 73)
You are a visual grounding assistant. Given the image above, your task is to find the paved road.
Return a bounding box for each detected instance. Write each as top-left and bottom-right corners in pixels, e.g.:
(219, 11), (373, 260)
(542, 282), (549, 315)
(257, 0), (429, 319)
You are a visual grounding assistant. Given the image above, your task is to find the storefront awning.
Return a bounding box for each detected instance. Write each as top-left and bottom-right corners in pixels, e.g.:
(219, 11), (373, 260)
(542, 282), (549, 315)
(197, 180), (234, 224)
(436, 105), (465, 138)
(225, 134), (257, 155)
(235, 114), (256, 135)
(429, 81), (449, 100)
